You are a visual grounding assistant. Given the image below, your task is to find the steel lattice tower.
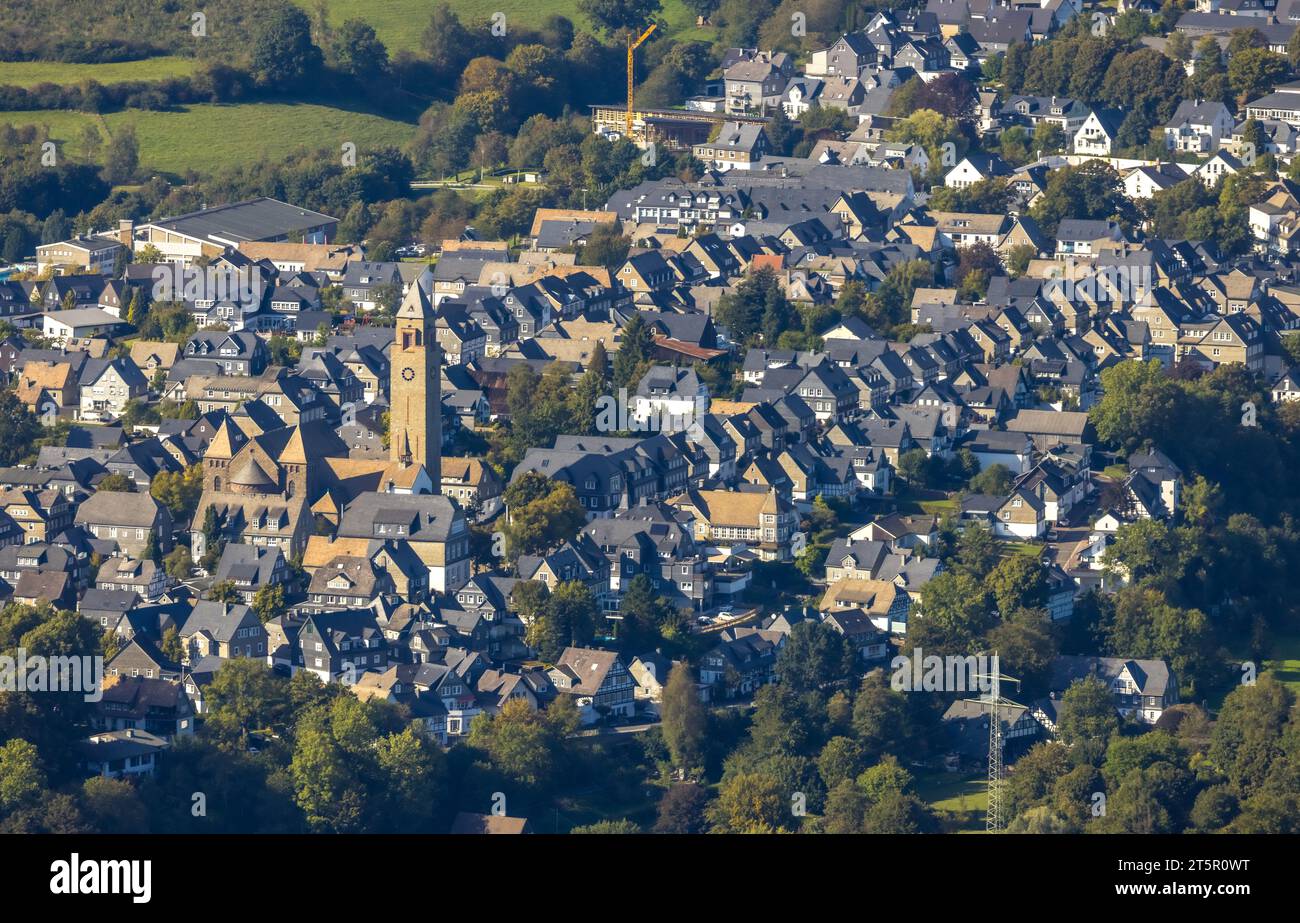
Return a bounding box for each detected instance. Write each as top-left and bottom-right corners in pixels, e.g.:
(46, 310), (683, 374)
(966, 655), (1019, 833)
(986, 667), (1003, 832)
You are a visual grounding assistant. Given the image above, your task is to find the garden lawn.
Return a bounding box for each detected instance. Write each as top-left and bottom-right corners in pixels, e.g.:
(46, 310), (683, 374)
(914, 770), (988, 833)
(998, 540), (1045, 559)
(894, 486), (957, 516)
(1263, 629), (1300, 697)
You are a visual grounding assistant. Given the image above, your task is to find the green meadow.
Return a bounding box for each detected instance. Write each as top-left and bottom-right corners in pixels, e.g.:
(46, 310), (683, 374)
(0, 1), (718, 177)
(0, 102), (417, 175)
(0, 56), (199, 87)
(293, 0), (715, 52)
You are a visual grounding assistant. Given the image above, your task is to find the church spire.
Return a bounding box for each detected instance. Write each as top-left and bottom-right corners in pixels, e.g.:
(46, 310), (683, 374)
(397, 271), (435, 319)
(389, 269), (441, 490)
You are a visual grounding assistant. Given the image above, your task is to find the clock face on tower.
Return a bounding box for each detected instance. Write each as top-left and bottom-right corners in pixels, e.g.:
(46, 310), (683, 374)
(390, 306), (438, 480)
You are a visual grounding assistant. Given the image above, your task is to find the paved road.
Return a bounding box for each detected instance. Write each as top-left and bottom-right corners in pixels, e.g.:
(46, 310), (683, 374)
(411, 180), (496, 190)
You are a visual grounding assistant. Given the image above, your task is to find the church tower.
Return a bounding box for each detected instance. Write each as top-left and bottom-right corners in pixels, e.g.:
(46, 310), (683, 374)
(390, 278), (441, 488)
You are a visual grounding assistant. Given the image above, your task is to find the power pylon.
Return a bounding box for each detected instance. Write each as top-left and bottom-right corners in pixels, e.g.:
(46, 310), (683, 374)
(967, 656), (1021, 833)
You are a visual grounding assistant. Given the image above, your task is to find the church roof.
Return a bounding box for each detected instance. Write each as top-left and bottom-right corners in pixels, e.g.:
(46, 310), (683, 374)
(398, 272), (436, 319)
(229, 456), (276, 489)
(311, 489), (342, 516)
(281, 426), (309, 465)
(206, 417), (243, 461)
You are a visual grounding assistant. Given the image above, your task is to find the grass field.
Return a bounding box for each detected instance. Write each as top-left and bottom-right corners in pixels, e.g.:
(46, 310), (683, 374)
(551, 786), (661, 832)
(1262, 629), (1300, 697)
(293, 0), (714, 53)
(999, 540), (1045, 559)
(1201, 622), (1300, 712)
(1196, 613), (1300, 707)
(0, 56), (198, 87)
(0, 101), (417, 175)
(0, 1), (715, 91)
(0, 1), (717, 178)
(918, 497), (959, 516)
(915, 770), (988, 832)
(895, 486), (958, 517)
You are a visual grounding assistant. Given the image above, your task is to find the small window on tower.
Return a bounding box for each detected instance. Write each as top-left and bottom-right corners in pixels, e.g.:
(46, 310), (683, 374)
(402, 331), (414, 349)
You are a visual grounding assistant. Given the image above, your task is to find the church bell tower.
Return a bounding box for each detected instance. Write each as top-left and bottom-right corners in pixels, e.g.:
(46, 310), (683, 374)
(390, 279), (441, 488)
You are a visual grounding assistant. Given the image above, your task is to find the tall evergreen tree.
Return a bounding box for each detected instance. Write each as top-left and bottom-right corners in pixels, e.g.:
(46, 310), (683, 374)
(612, 313), (655, 390)
(661, 663), (707, 774)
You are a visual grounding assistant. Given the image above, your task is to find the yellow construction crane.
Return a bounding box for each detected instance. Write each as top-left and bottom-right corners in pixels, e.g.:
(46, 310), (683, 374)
(626, 23), (657, 137)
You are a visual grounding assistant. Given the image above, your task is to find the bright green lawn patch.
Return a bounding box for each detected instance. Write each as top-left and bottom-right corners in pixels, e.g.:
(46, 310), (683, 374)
(294, 0), (714, 54)
(0, 101), (417, 175)
(1263, 629), (1300, 696)
(915, 770), (988, 832)
(1101, 464), (1128, 480)
(999, 541), (1044, 559)
(0, 2), (716, 93)
(1205, 622), (1300, 712)
(894, 486), (956, 517)
(552, 788), (661, 832)
(919, 498), (959, 515)
(0, 56), (198, 87)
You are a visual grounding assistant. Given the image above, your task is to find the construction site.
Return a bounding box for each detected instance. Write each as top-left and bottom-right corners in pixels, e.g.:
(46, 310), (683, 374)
(590, 23), (767, 150)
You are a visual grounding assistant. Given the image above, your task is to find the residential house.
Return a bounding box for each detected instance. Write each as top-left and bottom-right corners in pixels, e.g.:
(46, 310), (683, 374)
(1048, 655), (1178, 724)
(78, 357), (148, 422)
(1164, 99), (1235, 153)
(700, 627), (782, 698)
(669, 487), (797, 561)
(693, 123), (770, 171)
(80, 729), (168, 779)
(73, 490), (172, 559)
(1072, 108), (1124, 157)
(179, 601), (267, 663)
(547, 646), (636, 722)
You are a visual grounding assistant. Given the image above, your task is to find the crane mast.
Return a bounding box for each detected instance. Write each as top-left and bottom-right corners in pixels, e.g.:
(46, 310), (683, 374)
(626, 24), (658, 137)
